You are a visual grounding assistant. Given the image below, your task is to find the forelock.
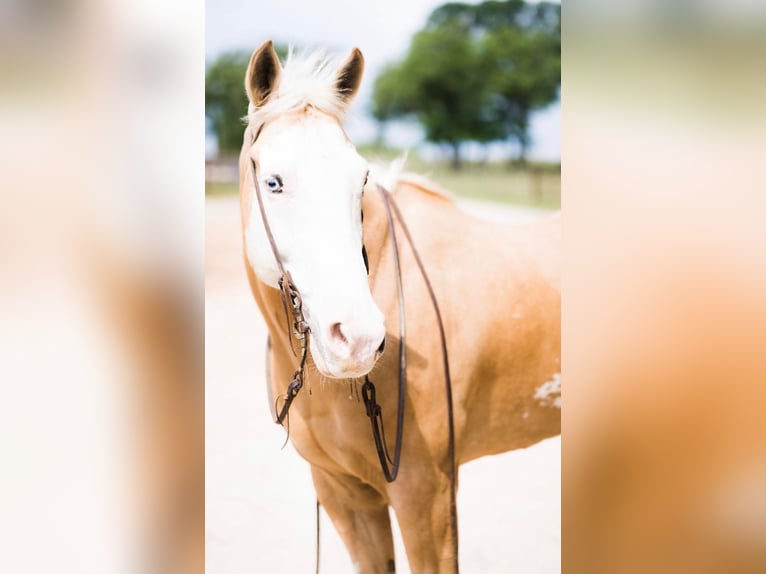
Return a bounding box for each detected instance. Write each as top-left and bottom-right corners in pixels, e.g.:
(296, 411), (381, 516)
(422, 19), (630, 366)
(245, 47), (348, 132)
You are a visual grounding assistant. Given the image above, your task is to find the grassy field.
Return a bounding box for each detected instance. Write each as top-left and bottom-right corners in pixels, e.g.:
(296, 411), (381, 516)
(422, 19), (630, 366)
(207, 147), (560, 210)
(409, 163), (559, 209)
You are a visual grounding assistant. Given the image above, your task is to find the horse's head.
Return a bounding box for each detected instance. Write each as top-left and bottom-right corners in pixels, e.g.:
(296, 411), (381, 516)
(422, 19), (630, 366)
(241, 41), (385, 379)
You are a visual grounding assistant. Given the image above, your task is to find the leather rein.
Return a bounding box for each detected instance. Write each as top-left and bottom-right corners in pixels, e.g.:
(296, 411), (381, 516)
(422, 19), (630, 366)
(249, 148), (459, 572)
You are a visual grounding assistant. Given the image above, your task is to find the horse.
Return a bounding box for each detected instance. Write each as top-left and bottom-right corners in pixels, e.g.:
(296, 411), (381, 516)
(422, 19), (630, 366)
(238, 40), (560, 573)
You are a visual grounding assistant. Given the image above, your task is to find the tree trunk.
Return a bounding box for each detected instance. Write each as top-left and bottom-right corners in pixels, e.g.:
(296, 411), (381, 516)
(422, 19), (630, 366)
(508, 109), (531, 169)
(519, 136), (530, 165)
(517, 109), (531, 165)
(375, 122), (387, 147)
(478, 145), (489, 167)
(450, 142), (462, 171)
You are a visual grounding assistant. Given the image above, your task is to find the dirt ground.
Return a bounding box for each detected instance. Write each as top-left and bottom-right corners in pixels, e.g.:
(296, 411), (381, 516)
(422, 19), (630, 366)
(205, 196), (560, 573)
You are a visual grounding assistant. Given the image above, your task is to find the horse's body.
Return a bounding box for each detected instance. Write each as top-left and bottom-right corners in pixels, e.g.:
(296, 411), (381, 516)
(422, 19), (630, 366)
(238, 42), (560, 574)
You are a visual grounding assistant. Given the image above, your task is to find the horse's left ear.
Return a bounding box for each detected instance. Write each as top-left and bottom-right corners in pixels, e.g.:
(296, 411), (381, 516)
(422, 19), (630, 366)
(335, 48), (365, 107)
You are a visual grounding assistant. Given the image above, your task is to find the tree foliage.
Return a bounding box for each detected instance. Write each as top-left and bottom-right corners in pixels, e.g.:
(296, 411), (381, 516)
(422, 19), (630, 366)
(205, 51), (250, 154)
(371, 62), (412, 141)
(372, 0), (560, 166)
(205, 46), (288, 154)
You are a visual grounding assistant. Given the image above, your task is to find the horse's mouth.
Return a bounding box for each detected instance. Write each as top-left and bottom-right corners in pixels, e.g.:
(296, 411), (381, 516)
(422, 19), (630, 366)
(309, 336), (380, 380)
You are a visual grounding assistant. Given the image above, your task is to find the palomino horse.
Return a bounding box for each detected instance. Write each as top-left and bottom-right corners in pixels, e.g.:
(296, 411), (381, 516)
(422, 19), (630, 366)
(239, 41), (560, 573)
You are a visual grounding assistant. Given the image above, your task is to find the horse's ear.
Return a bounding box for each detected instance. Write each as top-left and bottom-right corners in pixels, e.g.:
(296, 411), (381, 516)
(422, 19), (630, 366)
(245, 40), (281, 108)
(335, 47), (365, 107)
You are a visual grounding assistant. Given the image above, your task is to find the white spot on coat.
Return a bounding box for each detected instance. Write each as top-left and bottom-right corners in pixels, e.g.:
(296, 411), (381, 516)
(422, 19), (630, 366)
(535, 373), (561, 408)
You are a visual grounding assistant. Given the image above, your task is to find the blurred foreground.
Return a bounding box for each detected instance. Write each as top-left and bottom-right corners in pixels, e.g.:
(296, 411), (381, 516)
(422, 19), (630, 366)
(565, 4), (766, 573)
(0, 0), (204, 572)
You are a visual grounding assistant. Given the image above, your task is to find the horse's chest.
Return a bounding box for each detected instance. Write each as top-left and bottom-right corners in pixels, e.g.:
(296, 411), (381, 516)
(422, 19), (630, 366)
(289, 399), (378, 475)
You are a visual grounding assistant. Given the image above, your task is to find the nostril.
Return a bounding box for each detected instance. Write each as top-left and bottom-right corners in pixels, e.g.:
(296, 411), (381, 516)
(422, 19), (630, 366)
(330, 322), (348, 345)
(377, 336), (386, 354)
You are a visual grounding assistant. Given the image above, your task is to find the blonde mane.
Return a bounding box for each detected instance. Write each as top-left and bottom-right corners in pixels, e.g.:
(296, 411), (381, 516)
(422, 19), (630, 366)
(369, 155), (455, 203)
(246, 48), (348, 130)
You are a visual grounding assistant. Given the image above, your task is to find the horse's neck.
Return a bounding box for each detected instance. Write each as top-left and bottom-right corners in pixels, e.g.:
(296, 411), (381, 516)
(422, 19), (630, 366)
(362, 185), (393, 285)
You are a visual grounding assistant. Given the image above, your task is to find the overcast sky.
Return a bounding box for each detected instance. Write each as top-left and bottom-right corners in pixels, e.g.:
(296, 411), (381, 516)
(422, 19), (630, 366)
(206, 0), (560, 160)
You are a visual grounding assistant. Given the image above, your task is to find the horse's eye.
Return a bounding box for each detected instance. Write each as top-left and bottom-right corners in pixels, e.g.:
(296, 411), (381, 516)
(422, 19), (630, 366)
(265, 175), (283, 193)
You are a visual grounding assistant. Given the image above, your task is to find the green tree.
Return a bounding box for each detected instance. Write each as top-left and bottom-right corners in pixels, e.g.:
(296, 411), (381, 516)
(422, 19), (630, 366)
(205, 51), (251, 154)
(371, 0), (560, 166)
(370, 63), (411, 144)
(373, 23), (500, 168)
(205, 46), (288, 154)
(478, 3), (560, 161)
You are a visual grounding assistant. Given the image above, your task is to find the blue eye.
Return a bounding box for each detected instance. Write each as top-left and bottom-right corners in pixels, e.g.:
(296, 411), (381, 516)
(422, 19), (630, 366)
(265, 175), (283, 193)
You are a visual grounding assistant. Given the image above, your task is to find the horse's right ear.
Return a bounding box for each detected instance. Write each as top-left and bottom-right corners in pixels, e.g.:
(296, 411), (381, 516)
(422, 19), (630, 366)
(245, 40), (281, 108)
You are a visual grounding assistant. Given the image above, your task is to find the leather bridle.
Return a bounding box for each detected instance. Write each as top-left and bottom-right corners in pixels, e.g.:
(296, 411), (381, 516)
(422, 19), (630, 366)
(248, 140), (459, 573)
(249, 155), (311, 428)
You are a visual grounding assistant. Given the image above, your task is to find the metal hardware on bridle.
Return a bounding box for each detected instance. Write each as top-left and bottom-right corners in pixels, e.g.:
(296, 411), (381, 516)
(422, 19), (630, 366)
(274, 277), (311, 429)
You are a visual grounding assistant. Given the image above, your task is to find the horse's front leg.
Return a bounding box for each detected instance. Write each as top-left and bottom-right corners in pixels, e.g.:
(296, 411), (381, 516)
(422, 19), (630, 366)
(389, 467), (457, 574)
(311, 466), (396, 574)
